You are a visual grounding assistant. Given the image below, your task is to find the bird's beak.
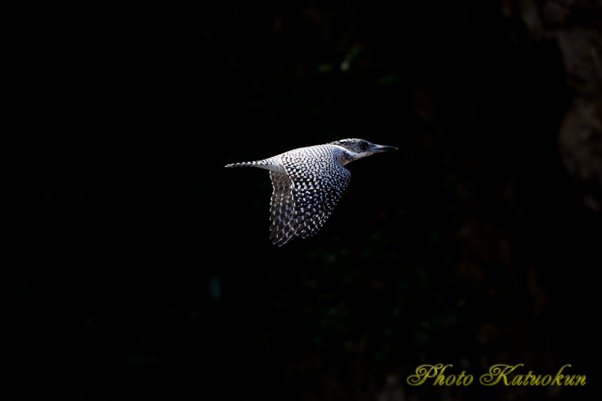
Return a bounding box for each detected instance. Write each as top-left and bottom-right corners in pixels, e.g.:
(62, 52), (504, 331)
(373, 144), (398, 152)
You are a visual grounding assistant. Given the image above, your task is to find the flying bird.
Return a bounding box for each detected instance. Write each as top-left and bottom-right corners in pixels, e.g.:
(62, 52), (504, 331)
(225, 138), (397, 246)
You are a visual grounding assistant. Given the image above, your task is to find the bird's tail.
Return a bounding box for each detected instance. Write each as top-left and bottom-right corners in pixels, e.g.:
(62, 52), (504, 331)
(225, 157), (283, 172)
(224, 160), (265, 168)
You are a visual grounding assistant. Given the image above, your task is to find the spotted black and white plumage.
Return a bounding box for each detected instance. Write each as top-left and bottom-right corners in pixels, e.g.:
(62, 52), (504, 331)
(225, 138), (397, 246)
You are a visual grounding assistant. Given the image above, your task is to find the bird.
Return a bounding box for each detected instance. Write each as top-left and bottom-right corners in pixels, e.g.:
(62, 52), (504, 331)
(225, 138), (397, 246)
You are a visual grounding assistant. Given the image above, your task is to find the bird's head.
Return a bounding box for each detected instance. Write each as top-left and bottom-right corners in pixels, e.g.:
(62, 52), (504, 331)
(330, 138), (397, 164)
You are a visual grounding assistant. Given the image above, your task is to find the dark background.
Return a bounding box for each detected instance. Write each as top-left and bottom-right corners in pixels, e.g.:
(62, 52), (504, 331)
(6, 1), (601, 400)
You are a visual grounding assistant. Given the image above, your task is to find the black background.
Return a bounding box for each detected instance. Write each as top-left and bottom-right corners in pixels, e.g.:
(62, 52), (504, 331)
(6, 1), (600, 400)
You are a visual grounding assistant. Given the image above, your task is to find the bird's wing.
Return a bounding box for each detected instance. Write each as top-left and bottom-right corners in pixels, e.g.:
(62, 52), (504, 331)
(283, 157), (351, 240)
(269, 171), (298, 246)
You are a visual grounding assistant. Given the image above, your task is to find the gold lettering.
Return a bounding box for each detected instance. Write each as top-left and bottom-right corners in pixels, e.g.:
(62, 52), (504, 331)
(566, 375), (586, 386)
(458, 370), (474, 386)
(510, 375), (523, 385)
(407, 364), (450, 386)
(479, 363), (523, 386)
(432, 364), (451, 386)
(407, 363), (586, 387)
(551, 364), (569, 385)
(523, 371), (540, 385)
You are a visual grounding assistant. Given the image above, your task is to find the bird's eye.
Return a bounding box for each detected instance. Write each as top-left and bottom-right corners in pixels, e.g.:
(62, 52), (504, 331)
(359, 141), (370, 151)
